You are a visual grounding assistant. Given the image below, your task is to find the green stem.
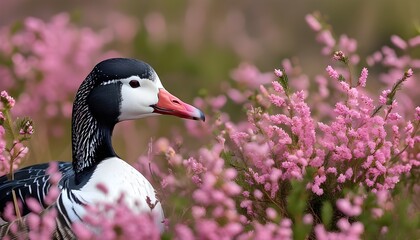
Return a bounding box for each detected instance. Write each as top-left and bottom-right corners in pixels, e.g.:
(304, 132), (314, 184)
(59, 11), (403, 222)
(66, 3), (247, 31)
(2, 109), (22, 220)
(3, 110), (16, 141)
(3, 110), (17, 181)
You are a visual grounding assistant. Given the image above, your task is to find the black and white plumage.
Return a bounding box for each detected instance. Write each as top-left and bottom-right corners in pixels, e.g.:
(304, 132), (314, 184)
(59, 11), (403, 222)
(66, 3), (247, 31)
(0, 58), (205, 238)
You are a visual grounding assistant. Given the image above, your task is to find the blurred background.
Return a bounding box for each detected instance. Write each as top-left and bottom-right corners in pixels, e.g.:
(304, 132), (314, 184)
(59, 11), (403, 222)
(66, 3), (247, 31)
(1, 0), (419, 165)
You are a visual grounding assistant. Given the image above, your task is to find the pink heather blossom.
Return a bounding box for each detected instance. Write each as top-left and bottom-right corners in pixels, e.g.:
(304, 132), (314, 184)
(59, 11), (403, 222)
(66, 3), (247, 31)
(278, 219), (293, 239)
(339, 35), (358, 54)
(337, 198), (362, 216)
(415, 106), (420, 120)
(209, 95), (227, 110)
(358, 67), (368, 87)
(326, 65), (339, 80)
(266, 208), (277, 220)
(311, 174), (326, 195)
(317, 30), (336, 48)
(74, 200), (162, 239)
(26, 207), (58, 239)
(175, 224), (195, 240)
(379, 90), (391, 104)
(223, 182), (242, 195)
(0, 13), (118, 118)
(405, 68), (413, 78)
(26, 198), (43, 214)
(408, 35), (420, 47)
(345, 168), (353, 179)
(191, 206), (206, 219)
(411, 59), (420, 68)
(387, 112), (401, 121)
(72, 222), (93, 240)
(3, 12), (420, 239)
(143, 12), (167, 44)
(227, 88), (249, 103)
(305, 14), (322, 31)
(333, 51), (346, 61)
(269, 94), (285, 107)
(0, 90), (15, 108)
(274, 68), (283, 77)
(224, 168), (237, 180)
(367, 51), (383, 66)
(391, 35), (407, 49)
(272, 81), (284, 93)
(303, 214), (313, 225)
(315, 221), (364, 240)
(337, 174), (346, 183)
(253, 189), (263, 199)
(230, 63), (274, 89)
(95, 182), (109, 195)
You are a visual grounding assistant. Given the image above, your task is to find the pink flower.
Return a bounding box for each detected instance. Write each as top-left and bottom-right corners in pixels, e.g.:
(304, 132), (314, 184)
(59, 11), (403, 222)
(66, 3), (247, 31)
(26, 198), (43, 214)
(408, 35), (420, 47)
(305, 14), (322, 31)
(317, 30), (336, 48)
(274, 68), (283, 77)
(333, 51), (346, 61)
(269, 94), (286, 107)
(0, 90), (15, 108)
(415, 106), (420, 121)
(391, 35), (407, 49)
(311, 175), (326, 195)
(227, 88), (248, 103)
(379, 90), (391, 104)
(72, 222), (93, 240)
(326, 65), (339, 80)
(272, 81), (284, 93)
(223, 181), (242, 195)
(339, 35), (358, 54)
(266, 207), (277, 220)
(209, 95), (227, 110)
(175, 224), (195, 240)
(405, 68), (413, 78)
(358, 67), (368, 87)
(303, 214), (313, 225)
(96, 183), (109, 195)
(253, 189), (263, 199)
(231, 63), (274, 89)
(337, 198), (362, 216)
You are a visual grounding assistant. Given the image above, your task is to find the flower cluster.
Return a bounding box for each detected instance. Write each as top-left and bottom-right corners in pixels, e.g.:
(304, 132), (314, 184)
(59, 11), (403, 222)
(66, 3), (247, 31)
(135, 139), (246, 239)
(0, 13), (119, 121)
(307, 13), (420, 118)
(1, 12), (419, 240)
(0, 91), (33, 176)
(130, 19), (420, 238)
(1, 162), (60, 239)
(72, 185), (162, 240)
(0, 91), (15, 109)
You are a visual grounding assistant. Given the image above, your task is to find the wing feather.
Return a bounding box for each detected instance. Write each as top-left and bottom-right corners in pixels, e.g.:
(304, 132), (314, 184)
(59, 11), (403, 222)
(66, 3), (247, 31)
(0, 162), (73, 220)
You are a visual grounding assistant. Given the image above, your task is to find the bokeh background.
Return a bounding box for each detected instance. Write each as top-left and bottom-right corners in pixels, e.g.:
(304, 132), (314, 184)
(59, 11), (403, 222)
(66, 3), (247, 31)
(1, 0), (419, 165)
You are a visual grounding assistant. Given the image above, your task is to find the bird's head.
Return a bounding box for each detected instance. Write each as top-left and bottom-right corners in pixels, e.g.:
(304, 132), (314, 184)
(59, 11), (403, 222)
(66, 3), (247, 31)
(83, 58), (205, 124)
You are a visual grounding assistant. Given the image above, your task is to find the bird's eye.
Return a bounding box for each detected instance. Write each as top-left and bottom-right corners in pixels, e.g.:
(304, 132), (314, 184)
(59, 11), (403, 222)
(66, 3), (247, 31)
(129, 80), (141, 88)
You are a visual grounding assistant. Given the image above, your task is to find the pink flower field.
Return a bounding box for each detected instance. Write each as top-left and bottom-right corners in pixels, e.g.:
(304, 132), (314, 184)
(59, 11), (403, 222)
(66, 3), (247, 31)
(0, 4), (419, 240)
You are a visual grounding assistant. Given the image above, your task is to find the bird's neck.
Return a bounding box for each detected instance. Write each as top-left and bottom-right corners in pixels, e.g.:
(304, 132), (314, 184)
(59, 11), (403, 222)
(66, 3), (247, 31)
(71, 82), (117, 183)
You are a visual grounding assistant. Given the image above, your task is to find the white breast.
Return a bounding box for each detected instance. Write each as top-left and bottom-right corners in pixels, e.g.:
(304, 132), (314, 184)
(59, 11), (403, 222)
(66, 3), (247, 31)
(61, 157), (164, 229)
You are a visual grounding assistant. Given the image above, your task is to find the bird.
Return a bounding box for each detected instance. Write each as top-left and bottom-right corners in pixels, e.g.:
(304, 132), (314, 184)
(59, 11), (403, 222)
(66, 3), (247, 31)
(0, 58), (205, 238)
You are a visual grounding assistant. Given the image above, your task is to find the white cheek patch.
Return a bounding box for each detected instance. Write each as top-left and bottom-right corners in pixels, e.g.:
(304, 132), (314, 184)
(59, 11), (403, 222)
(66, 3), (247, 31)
(118, 82), (159, 121)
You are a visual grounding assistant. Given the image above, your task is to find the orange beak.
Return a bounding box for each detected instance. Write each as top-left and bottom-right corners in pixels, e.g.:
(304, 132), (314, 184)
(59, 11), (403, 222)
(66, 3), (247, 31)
(151, 89), (205, 121)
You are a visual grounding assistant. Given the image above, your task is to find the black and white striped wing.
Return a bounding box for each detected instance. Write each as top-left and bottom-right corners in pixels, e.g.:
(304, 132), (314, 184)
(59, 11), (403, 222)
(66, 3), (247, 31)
(0, 162), (73, 220)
